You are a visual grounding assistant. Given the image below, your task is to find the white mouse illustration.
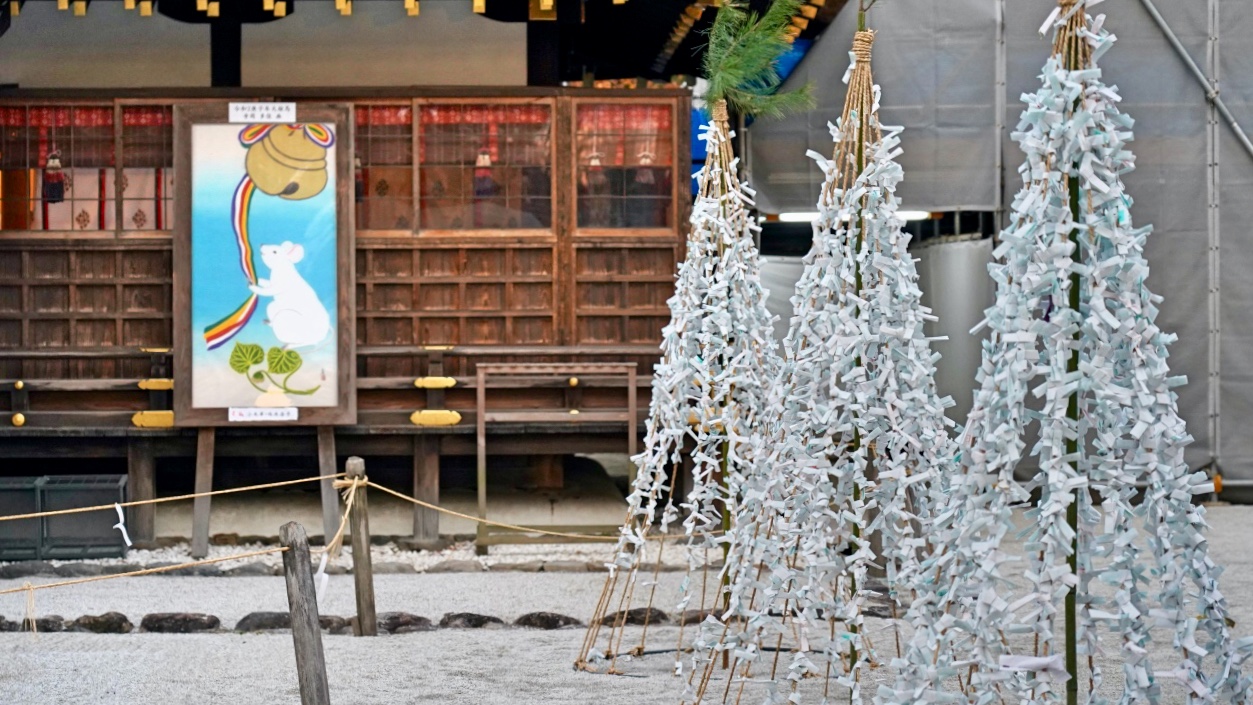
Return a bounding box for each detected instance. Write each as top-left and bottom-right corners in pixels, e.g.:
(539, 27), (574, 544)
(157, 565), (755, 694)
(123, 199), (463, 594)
(249, 241), (332, 349)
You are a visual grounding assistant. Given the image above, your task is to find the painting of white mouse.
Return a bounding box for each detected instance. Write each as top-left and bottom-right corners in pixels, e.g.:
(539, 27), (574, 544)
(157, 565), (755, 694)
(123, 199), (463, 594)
(249, 241), (332, 349)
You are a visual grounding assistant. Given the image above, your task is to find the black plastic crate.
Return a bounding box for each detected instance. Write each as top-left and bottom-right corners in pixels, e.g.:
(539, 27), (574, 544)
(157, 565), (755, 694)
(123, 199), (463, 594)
(38, 475), (129, 560)
(0, 477), (41, 560)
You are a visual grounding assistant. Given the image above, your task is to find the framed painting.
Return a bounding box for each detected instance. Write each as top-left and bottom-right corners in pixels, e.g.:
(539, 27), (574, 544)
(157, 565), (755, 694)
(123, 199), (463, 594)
(173, 103), (356, 426)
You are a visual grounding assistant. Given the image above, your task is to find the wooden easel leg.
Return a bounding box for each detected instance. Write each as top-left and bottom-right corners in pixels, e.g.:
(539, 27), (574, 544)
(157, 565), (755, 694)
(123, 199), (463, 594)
(126, 437), (156, 547)
(317, 427), (339, 545)
(191, 427), (215, 559)
(413, 434), (440, 542)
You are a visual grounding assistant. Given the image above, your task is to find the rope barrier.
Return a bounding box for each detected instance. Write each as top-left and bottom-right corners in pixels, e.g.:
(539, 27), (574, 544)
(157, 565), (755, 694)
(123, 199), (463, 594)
(0, 473), (346, 524)
(316, 476), (364, 558)
(366, 481), (621, 542)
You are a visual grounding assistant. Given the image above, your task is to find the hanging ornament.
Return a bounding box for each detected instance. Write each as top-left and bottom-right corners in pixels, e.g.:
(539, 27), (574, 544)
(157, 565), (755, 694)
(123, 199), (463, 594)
(42, 150), (65, 205)
(472, 147), (499, 198)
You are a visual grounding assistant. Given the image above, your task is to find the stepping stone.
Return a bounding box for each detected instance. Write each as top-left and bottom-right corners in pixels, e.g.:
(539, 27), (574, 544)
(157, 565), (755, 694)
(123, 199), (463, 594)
(235, 612), (290, 631)
(53, 563), (104, 578)
(222, 562), (277, 577)
(541, 561), (591, 573)
(319, 615), (350, 635)
(514, 612), (583, 629)
(373, 562), (416, 574)
(144, 562), (222, 577)
(439, 612), (504, 629)
(0, 561), (54, 579)
(424, 559), (485, 573)
(600, 607), (667, 627)
(71, 612), (133, 634)
(489, 560), (544, 573)
(376, 612), (433, 634)
(140, 613), (220, 633)
(680, 608), (718, 626)
(19, 616), (65, 632)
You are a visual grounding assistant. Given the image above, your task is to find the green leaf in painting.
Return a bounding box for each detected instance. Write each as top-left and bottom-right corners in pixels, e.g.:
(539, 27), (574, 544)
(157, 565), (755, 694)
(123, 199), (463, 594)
(229, 342), (265, 374)
(267, 347), (303, 376)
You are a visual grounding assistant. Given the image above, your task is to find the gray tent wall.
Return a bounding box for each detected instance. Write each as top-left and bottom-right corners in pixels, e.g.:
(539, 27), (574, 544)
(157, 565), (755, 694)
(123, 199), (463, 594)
(749, 0), (1253, 480)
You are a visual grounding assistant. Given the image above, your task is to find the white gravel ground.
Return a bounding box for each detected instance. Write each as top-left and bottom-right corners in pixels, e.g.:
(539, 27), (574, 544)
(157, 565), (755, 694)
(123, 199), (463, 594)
(0, 504), (1250, 704)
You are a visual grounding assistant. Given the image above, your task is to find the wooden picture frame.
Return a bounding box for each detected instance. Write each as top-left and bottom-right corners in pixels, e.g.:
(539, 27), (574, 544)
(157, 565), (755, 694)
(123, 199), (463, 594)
(172, 103), (356, 427)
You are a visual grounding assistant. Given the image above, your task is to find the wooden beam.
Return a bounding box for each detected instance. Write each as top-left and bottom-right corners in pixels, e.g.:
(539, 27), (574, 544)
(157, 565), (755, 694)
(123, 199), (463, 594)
(190, 428), (214, 558)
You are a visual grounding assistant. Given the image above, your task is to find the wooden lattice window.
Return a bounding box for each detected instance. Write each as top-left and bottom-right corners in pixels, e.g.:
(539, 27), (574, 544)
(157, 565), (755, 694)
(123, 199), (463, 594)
(418, 103), (552, 231)
(0, 105), (116, 232)
(120, 106), (174, 231)
(575, 103), (673, 230)
(356, 104), (414, 231)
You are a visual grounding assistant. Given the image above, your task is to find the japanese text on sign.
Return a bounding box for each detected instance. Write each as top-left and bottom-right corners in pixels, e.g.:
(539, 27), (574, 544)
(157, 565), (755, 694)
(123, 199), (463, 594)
(228, 407), (300, 422)
(228, 103), (297, 124)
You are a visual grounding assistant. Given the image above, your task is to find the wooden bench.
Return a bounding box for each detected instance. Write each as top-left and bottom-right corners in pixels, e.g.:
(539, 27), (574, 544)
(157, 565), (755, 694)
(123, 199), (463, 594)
(473, 362), (637, 553)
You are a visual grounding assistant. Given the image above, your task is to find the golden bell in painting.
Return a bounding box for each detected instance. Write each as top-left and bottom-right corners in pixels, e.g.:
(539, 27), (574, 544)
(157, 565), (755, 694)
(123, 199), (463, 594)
(240, 123), (334, 200)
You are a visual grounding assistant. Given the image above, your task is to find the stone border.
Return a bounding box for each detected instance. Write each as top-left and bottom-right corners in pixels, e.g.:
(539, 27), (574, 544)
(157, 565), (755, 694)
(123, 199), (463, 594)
(0, 610), (590, 634)
(0, 558), (702, 580)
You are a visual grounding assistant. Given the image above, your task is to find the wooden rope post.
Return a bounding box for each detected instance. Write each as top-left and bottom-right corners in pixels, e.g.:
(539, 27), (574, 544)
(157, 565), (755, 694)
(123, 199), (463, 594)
(280, 521), (332, 705)
(346, 457), (377, 636)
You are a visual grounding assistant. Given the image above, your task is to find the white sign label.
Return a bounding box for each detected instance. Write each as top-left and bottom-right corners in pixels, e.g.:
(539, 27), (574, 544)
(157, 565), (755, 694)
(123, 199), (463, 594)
(229, 102), (297, 124)
(228, 407), (299, 423)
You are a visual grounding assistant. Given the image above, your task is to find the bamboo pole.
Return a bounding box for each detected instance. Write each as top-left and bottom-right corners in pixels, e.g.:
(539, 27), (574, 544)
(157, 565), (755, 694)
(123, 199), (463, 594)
(1054, 3), (1089, 702)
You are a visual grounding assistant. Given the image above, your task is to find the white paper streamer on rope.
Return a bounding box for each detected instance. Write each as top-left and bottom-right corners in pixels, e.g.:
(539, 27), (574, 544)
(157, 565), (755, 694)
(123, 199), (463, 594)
(314, 552), (329, 603)
(112, 503), (132, 548)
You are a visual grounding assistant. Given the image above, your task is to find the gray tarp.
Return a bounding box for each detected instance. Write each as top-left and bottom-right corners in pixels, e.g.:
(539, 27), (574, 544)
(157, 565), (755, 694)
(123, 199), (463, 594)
(750, 0), (1253, 478)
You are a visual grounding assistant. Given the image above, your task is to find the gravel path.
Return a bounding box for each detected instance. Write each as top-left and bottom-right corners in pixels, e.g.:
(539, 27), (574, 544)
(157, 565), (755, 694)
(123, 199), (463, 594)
(0, 504), (1250, 704)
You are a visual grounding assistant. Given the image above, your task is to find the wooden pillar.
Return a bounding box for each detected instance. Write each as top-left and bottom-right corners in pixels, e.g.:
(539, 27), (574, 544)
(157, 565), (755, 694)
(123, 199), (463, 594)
(316, 427), (339, 544)
(412, 434), (440, 542)
(126, 437), (156, 546)
(209, 19), (242, 88)
(528, 455), (564, 491)
(190, 428), (215, 559)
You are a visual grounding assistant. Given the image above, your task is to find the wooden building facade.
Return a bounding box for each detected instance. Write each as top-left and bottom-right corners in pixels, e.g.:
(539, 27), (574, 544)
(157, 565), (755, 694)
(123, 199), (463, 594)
(0, 87), (690, 548)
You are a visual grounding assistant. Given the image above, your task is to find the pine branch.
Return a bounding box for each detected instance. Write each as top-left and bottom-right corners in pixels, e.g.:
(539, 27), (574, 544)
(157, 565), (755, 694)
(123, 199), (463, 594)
(703, 0), (814, 119)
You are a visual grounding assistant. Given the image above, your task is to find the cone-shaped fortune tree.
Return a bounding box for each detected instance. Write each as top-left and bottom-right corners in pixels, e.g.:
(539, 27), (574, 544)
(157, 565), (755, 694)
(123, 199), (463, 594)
(682, 23), (959, 705)
(576, 0), (811, 675)
(883, 3), (1253, 704)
